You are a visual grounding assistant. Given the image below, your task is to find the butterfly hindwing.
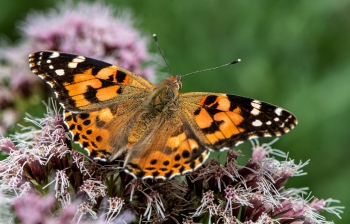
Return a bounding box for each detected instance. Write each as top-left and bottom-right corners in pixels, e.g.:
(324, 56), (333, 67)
(124, 111), (210, 179)
(64, 97), (148, 160)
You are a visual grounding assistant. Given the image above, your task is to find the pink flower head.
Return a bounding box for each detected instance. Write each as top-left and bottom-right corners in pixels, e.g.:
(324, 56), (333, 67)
(13, 193), (55, 224)
(0, 137), (18, 154)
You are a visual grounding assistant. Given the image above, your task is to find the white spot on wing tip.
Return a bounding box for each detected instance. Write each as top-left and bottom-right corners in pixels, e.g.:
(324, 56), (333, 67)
(251, 100), (261, 109)
(252, 119), (263, 126)
(73, 56), (85, 63)
(68, 62), (78, 68)
(251, 108), (260, 116)
(49, 52), (60, 58)
(55, 69), (65, 76)
(275, 107), (283, 116)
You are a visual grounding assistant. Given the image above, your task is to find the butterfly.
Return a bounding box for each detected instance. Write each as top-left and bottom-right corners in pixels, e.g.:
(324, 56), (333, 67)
(28, 51), (297, 180)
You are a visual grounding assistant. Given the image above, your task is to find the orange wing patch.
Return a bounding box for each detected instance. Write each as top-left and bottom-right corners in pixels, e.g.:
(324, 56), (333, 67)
(64, 108), (115, 160)
(63, 67), (128, 109)
(213, 110), (245, 136)
(199, 94), (234, 111)
(95, 86), (121, 101)
(192, 106), (245, 146)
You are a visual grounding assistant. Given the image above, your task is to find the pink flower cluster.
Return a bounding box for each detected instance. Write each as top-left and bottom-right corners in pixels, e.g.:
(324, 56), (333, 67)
(21, 1), (156, 81)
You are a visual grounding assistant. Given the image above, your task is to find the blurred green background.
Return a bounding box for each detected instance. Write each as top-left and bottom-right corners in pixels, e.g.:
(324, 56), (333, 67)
(1, 0), (349, 222)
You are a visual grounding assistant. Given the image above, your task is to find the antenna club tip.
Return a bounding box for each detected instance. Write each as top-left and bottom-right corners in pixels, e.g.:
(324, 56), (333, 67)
(230, 59), (241, 64)
(153, 34), (158, 41)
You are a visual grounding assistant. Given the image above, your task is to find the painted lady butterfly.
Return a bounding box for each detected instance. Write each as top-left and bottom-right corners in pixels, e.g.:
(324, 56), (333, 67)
(29, 51), (297, 180)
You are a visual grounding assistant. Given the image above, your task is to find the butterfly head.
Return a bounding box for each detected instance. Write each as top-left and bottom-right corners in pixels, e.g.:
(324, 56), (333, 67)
(150, 76), (182, 108)
(157, 75), (182, 91)
(169, 75), (182, 90)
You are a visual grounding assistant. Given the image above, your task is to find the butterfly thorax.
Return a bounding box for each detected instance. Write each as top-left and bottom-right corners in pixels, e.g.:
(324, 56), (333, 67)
(127, 76), (181, 147)
(148, 76), (181, 110)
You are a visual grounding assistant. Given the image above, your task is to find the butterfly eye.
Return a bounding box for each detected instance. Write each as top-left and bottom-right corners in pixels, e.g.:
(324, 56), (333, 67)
(176, 81), (182, 90)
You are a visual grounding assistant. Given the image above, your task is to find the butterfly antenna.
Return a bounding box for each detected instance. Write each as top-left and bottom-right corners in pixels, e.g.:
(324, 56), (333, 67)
(180, 59), (241, 78)
(153, 34), (171, 74)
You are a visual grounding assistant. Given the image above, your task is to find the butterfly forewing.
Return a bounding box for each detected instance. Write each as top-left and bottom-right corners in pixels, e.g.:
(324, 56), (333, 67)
(29, 51), (153, 112)
(179, 93), (297, 151)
